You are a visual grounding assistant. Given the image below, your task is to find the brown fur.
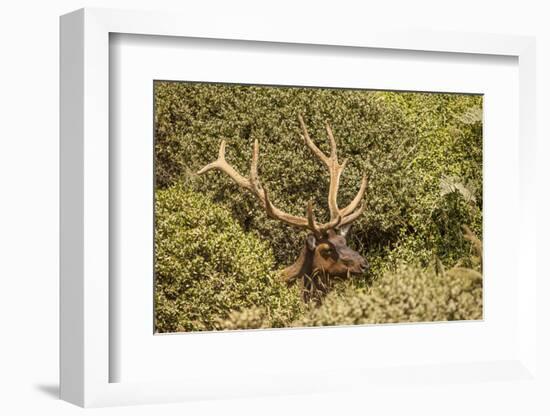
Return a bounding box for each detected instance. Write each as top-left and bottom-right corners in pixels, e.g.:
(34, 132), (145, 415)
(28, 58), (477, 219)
(281, 229), (367, 302)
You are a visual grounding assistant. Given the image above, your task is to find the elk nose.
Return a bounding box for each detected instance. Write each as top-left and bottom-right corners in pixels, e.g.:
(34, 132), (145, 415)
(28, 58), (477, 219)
(359, 259), (369, 272)
(342, 258), (354, 267)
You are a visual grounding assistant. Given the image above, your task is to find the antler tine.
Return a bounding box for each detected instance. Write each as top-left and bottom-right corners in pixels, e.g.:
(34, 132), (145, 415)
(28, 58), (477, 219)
(340, 203), (366, 226)
(340, 174), (368, 217)
(196, 140), (225, 175)
(263, 188), (309, 229)
(318, 214), (342, 233)
(198, 140), (314, 231)
(298, 115), (348, 222)
(197, 140), (253, 192)
(325, 122), (338, 160)
(306, 200), (343, 236)
(218, 140), (226, 160)
(250, 139), (262, 195)
(306, 201), (322, 239)
(298, 114), (330, 167)
(324, 124), (346, 222)
(327, 161), (345, 221)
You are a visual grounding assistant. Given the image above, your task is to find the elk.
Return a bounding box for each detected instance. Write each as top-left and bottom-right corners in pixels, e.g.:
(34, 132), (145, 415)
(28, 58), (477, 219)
(197, 115), (368, 302)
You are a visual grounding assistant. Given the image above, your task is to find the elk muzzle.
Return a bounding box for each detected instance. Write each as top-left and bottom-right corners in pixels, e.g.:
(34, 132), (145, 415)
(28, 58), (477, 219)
(311, 232), (368, 277)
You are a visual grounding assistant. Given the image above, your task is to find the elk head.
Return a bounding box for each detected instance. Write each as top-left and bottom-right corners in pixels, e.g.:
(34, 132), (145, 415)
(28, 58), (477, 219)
(197, 115), (368, 301)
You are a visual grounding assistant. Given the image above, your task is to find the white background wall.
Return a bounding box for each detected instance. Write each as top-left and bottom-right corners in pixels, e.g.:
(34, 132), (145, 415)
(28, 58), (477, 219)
(0, 1), (548, 415)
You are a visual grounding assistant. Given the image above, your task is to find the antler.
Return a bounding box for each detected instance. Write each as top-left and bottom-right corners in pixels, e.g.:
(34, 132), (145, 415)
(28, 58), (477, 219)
(298, 114), (367, 227)
(197, 115), (367, 235)
(198, 139), (325, 235)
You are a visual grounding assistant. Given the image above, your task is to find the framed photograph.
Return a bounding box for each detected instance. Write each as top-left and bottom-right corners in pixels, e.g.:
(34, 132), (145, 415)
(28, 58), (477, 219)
(60, 8), (538, 408)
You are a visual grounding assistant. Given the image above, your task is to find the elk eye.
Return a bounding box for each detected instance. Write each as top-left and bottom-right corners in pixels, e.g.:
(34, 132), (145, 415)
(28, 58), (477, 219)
(320, 248), (332, 258)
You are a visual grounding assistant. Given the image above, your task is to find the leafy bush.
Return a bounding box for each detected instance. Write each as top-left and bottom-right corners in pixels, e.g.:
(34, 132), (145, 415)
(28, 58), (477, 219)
(217, 306), (293, 331)
(155, 82), (482, 279)
(154, 82), (483, 331)
(220, 261), (482, 330)
(220, 227), (483, 330)
(292, 263), (482, 327)
(376, 92), (483, 268)
(155, 186), (303, 332)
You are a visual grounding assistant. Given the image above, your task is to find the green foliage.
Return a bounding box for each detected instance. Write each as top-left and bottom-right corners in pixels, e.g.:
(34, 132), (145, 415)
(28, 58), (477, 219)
(293, 263), (482, 327)
(375, 92), (483, 268)
(218, 306), (293, 331)
(155, 82), (418, 273)
(155, 187), (303, 332)
(220, 261), (482, 330)
(154, 82), (483, 331)
(155, 82), (482, 276)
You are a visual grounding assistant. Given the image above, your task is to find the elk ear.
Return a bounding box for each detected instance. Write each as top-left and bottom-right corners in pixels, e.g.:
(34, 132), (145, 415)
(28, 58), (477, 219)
(306, 234), (317, 251)
(338, 223), (352, 237)
(317, 242), (332, 259)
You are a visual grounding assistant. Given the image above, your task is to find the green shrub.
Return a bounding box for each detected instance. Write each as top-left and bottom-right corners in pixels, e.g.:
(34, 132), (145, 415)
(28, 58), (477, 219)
(155, 82), (482, 279)
(154, 82), (484, 331)
(217, 306), (296, 331)
(154, 186), (303, 332)
(376, 92), (483, 269)
(292, 263), (482, 327)
(220, 262), (483, 330)
(155, 82), (414, 271)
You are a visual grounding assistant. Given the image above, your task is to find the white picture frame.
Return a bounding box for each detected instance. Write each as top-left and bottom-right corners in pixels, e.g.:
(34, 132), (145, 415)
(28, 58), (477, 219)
(60, 7), (538, 408)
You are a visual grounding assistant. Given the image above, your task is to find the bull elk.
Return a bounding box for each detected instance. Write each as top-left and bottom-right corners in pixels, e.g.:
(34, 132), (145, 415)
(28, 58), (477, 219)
(197, 115), (368, 302)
